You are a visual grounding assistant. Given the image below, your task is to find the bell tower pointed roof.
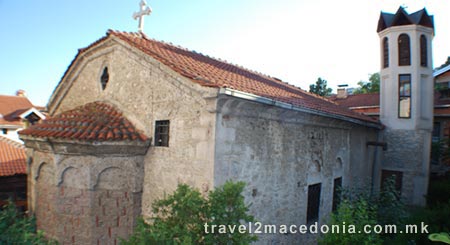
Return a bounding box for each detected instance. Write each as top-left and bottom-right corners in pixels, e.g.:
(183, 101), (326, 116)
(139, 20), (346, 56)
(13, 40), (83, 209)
(377, 7), (434, 33)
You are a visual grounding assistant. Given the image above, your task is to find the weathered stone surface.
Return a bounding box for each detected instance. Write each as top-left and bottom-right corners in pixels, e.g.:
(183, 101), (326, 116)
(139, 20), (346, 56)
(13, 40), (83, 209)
(26, 146), (145, 244)
(214, 97), (378, 243)
(381, 129), (431, 205)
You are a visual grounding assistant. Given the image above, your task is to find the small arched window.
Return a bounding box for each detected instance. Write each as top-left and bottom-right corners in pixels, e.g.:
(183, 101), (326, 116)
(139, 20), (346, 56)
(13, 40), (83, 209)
(398, 34), (410, 66)
(383, 37), (389, 68)
(100, 67), (109, 90)
(420, 35), (427, 67)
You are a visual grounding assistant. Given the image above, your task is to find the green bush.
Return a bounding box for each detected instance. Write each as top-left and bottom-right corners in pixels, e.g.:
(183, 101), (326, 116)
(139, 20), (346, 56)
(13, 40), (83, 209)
(427, 173), (450, 207)
(384, 201), (450, 244)
(320, 178), (406, 245)
(122, 181), (257, 244)
(0, 201), (54, 244)
(319, 198), (382, 245)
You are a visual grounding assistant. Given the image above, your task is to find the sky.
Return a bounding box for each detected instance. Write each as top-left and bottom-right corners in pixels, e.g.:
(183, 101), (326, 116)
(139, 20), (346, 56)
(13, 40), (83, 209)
(0, 0), (449, 106)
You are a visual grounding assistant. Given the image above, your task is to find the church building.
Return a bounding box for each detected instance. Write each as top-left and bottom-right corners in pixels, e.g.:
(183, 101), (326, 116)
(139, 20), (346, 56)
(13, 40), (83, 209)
(19, 5), (434, 244)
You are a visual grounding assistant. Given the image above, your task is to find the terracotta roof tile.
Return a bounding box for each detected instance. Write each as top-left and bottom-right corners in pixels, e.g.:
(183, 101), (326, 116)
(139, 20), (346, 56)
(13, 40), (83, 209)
(0, 95), (35, 126)
(0, 136), (26, 177)
(71, 30), (378, 125)
(19, 102), (149, 142)
(332, 91), (450, 109)
(331, 93), (380, 108)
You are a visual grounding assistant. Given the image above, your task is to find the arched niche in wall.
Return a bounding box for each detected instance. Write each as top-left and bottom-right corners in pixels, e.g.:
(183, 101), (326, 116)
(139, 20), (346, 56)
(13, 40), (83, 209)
(35, 162), (55, 183)
(333, 157), (344, 178)
(307, 160), (322, 184)
(94, 167), (129, 190)
(57, 166), (88, 189)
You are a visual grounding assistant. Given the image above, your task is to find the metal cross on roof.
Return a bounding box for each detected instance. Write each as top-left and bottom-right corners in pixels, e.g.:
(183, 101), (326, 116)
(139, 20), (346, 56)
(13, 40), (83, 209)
(133, 0), (152, 33)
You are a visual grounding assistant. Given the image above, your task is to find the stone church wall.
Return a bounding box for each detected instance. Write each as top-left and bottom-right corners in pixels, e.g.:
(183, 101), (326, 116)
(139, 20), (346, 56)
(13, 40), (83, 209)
(39, 38), (380, 243)
(50, 40), (218, 219)
(26, 147), (144, 244)
(381, 129), (431, 205)
(213, 96), (379, 243)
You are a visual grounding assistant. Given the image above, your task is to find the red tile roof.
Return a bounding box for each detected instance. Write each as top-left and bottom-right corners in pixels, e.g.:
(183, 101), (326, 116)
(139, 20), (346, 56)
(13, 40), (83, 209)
(331, 93), (380, 108)
(0, 136), (26, 177)
(332, 91), (450, 109)
(62, 30), (378, 125)
(0, 95), (35, 126)
(19, 101), (149, 142)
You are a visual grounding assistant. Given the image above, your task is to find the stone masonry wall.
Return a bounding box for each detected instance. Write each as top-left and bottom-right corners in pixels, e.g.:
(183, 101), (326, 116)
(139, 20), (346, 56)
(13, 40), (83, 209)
(214, 96), (378, 244)
(27, 148), (144, 244)
(49, 39), (218, 219)
(382, 129), (431, 205)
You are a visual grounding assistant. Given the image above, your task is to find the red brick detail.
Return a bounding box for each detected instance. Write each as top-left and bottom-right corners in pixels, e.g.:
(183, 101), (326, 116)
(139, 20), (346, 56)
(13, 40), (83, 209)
(108, 227), (112, 238)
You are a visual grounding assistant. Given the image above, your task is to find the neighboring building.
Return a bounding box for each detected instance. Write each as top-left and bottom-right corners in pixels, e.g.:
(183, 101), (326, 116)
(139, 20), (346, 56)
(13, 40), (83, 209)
(0, 135), (27, 211)
(0, 90), (46, 142)
(0, 91), (45, 212)
(434, 57), (450, 147)
(18, 6), (434, 244)
(332, 62), (450, 172)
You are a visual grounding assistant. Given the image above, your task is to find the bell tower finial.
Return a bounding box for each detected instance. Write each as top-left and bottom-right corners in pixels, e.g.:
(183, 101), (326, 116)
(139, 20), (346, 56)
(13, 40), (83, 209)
(133, 0), (152, 33)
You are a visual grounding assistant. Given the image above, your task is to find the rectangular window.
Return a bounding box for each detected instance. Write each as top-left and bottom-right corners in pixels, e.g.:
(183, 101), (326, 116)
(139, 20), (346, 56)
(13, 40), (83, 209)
(381, 170), (403, 195)
(398, 74), (411, 118)
(383, 37), (389, 68)
(332, 177), (342, 211)
(154, 120), (170, 147)
(432, 122), (441, 142)
(307, 183), (321, 224)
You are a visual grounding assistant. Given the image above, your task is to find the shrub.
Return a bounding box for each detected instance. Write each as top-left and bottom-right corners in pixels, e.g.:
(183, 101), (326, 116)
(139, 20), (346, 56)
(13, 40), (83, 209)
(122, 181), (257, 244)
(427, 173), (450, 207)
(319, 198), (382, 245)
(0, 201), (54, 244)
(320, 178), (406, 245)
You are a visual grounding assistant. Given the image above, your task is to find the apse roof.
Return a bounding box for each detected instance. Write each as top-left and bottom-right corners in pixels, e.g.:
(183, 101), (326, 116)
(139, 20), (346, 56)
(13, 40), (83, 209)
(19, 101), (149, 142)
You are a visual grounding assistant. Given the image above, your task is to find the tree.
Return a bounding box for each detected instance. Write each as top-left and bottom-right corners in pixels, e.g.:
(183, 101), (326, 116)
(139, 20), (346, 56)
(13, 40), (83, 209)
(353, 73), (380, 94)
(0, 201), (54, 244)
(309, 77), (332, 96)
(122, 181), (257, 244)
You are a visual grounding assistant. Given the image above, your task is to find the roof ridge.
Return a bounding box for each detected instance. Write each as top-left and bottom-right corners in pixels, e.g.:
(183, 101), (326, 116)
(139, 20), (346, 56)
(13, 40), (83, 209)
(0, 94), (33, 102)
(51, 29), (379, 125)
(132, 33), (340, 104)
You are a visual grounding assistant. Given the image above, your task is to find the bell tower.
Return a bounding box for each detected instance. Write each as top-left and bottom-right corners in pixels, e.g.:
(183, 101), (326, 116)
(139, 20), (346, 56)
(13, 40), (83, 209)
(377, 7), (434, 206)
